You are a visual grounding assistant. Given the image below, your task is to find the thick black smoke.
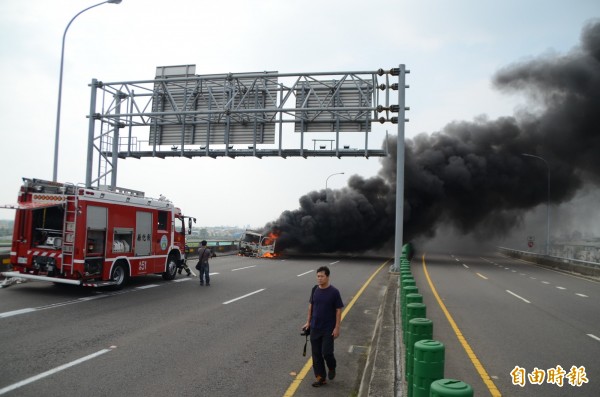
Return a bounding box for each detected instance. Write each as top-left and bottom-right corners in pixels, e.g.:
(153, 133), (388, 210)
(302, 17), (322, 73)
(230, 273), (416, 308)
(267, 20), (600, 254)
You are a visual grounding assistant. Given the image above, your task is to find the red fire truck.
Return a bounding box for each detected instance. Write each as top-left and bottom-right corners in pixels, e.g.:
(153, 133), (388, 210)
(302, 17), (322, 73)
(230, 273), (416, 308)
(1, 178), (195, 288)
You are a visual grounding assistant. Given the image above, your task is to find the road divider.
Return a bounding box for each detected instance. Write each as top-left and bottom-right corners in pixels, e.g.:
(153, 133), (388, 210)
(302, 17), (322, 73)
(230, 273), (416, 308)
(396, 248), (484, 396)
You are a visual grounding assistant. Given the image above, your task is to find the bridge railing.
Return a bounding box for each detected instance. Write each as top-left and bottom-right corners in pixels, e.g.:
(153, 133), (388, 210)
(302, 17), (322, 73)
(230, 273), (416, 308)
(498, 247), (600, 278)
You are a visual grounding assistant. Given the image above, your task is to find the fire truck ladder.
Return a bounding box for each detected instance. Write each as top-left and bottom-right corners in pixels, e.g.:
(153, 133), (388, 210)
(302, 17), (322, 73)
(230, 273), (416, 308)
(61, 195), (78, 274)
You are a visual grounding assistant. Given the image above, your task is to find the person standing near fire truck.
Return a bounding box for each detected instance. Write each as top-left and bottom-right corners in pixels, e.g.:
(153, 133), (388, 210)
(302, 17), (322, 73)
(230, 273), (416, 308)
(197, 240), (212, 286)
(178, 243), (192, 276)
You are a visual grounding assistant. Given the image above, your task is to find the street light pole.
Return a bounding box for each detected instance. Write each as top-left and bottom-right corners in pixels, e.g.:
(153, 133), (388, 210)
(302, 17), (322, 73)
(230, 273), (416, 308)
(52, 0), (123, 182)
(325, 172), (345, 190)
(522, 153), (551, 255)
(392, 65), (407, 272)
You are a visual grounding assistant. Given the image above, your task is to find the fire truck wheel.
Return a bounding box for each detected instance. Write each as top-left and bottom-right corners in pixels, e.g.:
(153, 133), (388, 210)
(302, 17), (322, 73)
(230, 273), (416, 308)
(110, 263), (129, 289)
(162, 256), (178, 281)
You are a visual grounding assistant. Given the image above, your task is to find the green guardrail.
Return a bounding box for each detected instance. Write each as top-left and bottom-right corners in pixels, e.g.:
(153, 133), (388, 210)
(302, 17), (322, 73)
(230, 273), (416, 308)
(397, 245), (474, 396)
(186, 240), (239, 256)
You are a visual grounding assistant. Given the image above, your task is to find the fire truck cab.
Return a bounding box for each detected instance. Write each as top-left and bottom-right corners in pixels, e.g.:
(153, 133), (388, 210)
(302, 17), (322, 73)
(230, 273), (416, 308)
(2, 178), (195, 288)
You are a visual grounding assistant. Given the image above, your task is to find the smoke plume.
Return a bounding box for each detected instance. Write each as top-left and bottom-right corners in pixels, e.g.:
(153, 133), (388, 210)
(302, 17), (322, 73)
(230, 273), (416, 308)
(266, 20), (600, 254)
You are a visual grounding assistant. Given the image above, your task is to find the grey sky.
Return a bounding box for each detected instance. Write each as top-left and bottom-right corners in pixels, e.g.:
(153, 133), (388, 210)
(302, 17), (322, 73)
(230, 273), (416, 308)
(0, 0), (597, 229)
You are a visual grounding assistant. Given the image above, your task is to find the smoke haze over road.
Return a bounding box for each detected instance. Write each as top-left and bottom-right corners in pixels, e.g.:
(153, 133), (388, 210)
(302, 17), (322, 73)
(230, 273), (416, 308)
(267, 20), (600, 254)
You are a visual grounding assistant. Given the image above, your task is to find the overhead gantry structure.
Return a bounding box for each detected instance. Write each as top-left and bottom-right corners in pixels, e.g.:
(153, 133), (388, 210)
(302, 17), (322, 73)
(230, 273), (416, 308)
(84, 65), (408, 190)
(84, 64), (409, 271)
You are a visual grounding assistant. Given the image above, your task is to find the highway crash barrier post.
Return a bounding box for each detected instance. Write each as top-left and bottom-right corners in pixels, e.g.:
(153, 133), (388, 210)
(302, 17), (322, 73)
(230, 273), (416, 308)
(401, 276), (415, 294)
(401, 272), (413, 284)
(406, 317), (433, 383)
(402, 293), (423, 340)
(401, 276), (414, 292)
(401, 279), (416, 299)
(429, 379), (473, 397)
(404, 302), (426, 343)
(411, 339), (445, 397)
(400, 279), (416, 305)
(402, 243), (413, 260)
(400, 285), (418, 328)
(405, 292), (423, 308)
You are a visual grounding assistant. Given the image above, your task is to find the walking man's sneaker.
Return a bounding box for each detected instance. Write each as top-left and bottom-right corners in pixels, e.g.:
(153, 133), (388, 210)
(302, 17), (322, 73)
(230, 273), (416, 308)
(328, 368), (336, 380)
(312, 376), (326, 387)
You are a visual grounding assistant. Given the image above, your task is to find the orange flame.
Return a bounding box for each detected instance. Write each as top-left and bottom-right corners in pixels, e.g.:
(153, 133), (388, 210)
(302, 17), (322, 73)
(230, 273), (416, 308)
(261, 230), (279, 258)
(262, 231), (279, 245)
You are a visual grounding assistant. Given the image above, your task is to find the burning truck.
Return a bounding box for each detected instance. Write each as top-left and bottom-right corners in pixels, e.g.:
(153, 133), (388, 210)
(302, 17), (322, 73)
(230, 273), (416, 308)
(238, 230), (277, 258)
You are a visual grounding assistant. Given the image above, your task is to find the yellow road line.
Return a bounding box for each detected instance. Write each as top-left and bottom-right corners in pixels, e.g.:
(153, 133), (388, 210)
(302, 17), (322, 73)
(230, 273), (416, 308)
(283, 260), (390, 397)
(476, 272), (488, 280)
(422, 254), (502, 396)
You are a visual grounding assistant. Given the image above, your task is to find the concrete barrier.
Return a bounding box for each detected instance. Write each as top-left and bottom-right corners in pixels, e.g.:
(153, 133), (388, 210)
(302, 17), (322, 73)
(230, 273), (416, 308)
(499, 247), (600, 278)
(186, 240), (239, 257)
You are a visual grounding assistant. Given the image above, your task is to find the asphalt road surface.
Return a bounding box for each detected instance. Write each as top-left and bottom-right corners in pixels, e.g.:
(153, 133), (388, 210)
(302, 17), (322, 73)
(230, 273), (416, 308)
(0, 255), (390, 397)
(411, 250), (600, 397)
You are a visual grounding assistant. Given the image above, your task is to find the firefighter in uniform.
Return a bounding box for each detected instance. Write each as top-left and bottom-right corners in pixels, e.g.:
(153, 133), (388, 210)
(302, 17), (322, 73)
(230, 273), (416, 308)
(178, 244), (192, 276)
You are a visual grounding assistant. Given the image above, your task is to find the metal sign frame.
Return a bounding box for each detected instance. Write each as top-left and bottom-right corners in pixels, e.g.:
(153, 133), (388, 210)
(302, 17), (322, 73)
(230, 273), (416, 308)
(83, 64), (409, 271)
(85, 65), (407, 189)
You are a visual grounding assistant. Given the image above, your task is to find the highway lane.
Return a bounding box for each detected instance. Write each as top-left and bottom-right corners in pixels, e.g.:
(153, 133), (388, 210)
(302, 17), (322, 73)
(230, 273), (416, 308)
(0, 255), (389, 397)
(412, 251), (600, 397)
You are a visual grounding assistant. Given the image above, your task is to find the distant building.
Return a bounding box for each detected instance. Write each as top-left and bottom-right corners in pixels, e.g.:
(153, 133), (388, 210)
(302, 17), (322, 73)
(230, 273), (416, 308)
(0, 219), (14, 238)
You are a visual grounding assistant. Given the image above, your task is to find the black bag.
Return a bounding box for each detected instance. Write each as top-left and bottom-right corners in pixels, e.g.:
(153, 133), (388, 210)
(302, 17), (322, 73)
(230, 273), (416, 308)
(302, 285), (319, 356)
(195, 261), (201, 270)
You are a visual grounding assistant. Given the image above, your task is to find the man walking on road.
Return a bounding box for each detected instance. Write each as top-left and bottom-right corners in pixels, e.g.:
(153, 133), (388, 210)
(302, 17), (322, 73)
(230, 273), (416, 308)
(197, 240), (212, 286)
(302, 266), (344, 387)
